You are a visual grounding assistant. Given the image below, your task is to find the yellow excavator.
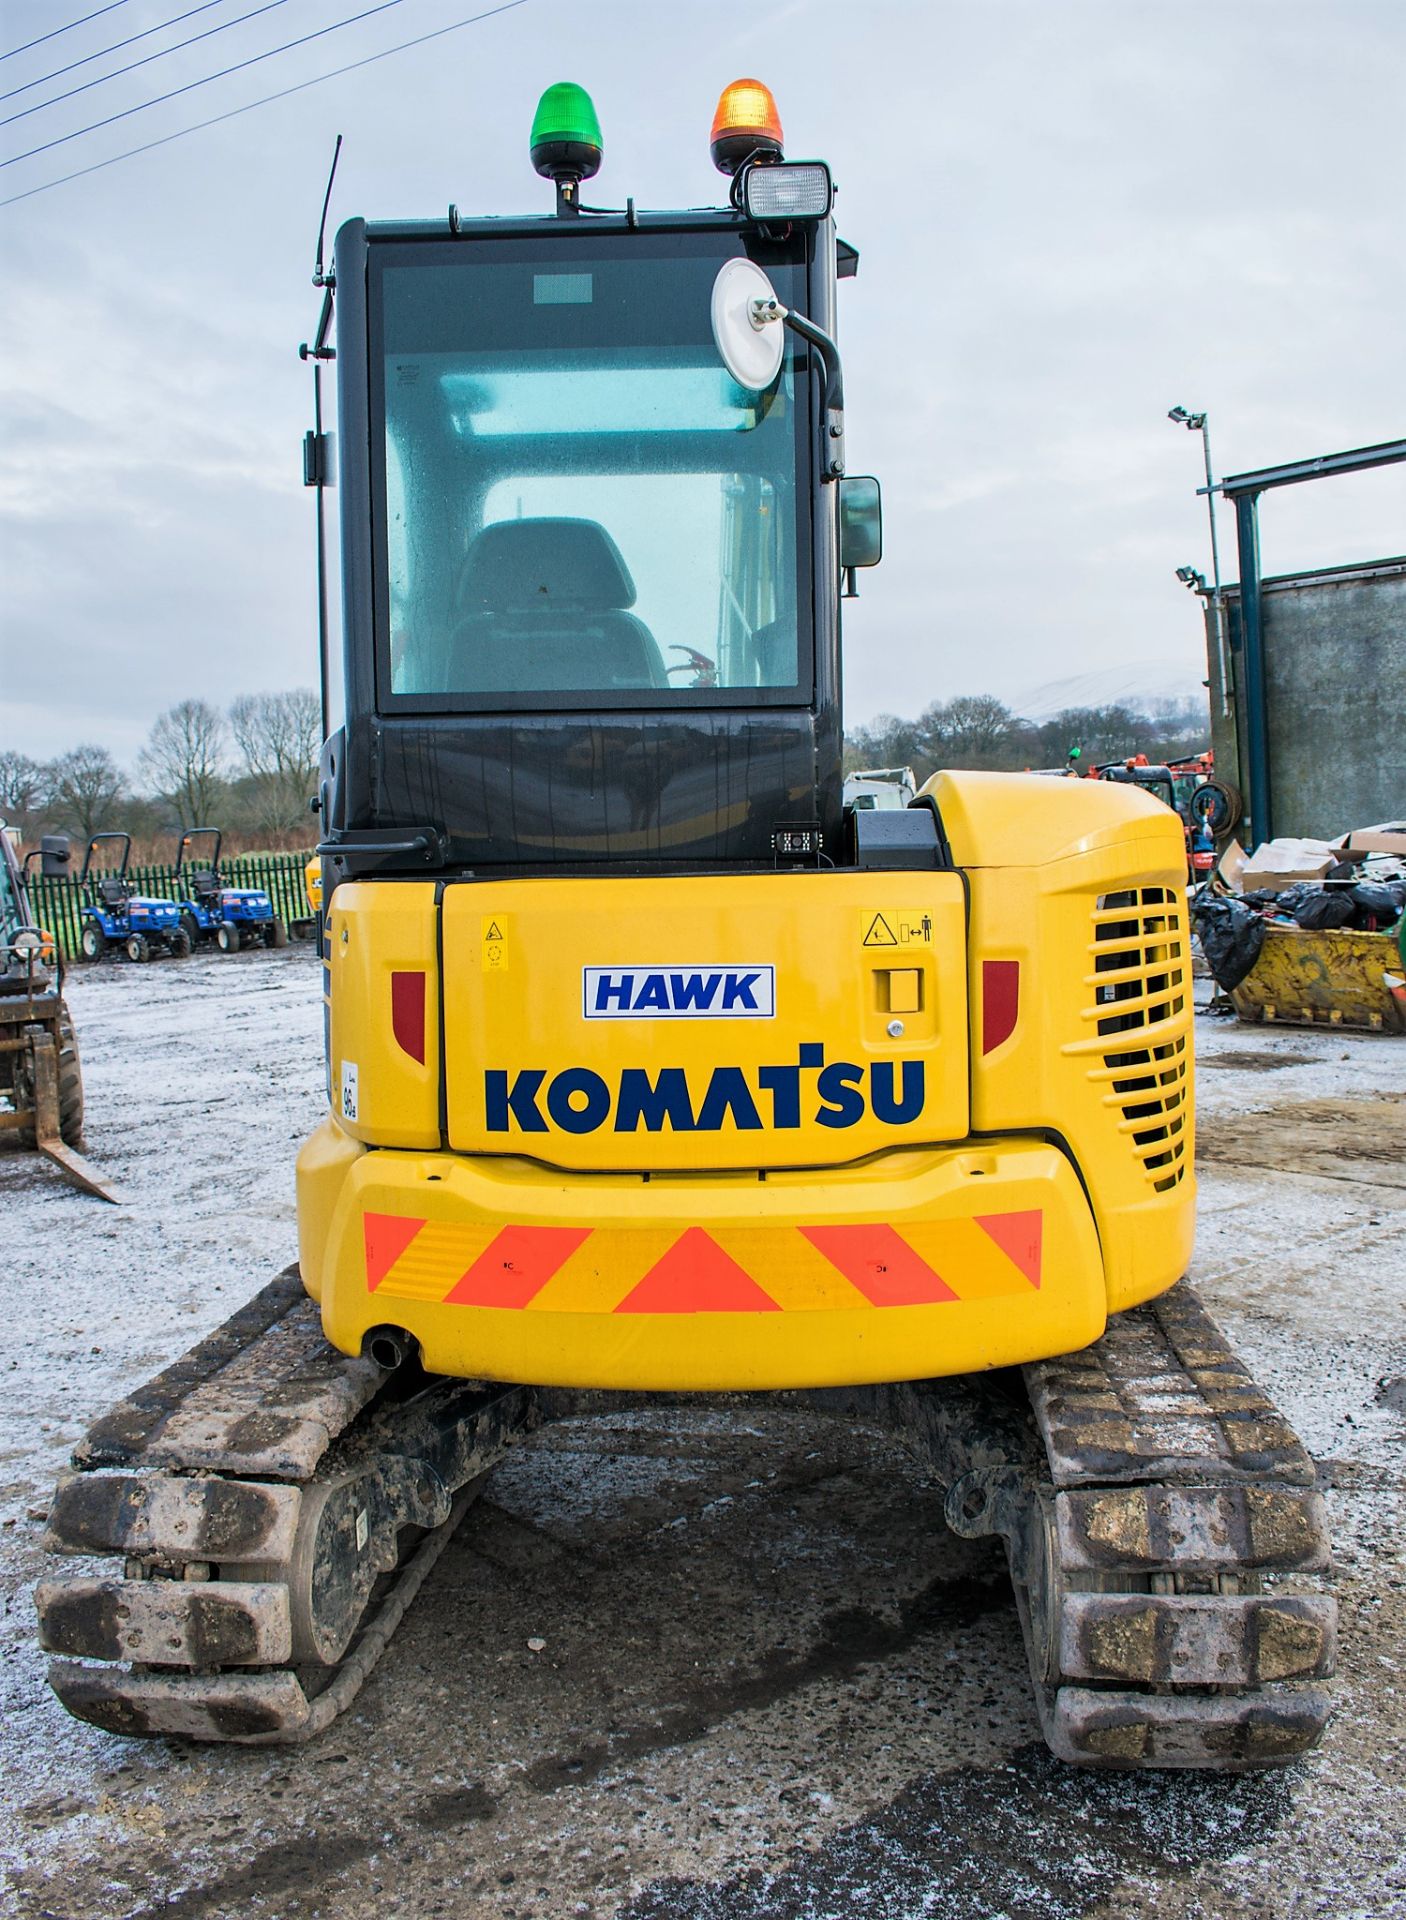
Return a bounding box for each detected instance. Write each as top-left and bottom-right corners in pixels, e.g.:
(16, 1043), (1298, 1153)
(37, 81), (1334, 1767)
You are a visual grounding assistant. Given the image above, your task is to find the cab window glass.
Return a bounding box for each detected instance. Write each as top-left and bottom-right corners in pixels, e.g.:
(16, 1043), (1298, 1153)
(372, 237), (811, 706)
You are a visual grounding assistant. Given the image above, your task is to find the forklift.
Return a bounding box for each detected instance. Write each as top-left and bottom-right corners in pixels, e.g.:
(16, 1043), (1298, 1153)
(0, 826), (114, 1199)
(39, 81), (1333, 1767)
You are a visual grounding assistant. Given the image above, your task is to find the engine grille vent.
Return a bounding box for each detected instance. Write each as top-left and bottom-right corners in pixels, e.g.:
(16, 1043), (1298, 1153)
(1084, 886), (1191, 1192)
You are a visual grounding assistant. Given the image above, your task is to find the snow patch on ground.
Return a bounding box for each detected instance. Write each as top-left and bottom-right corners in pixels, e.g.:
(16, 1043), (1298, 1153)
(0, 950), (1402, 1920)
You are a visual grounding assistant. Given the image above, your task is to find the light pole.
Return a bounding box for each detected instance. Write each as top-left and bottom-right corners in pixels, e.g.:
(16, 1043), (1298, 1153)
(1168, 406), (1229, 717)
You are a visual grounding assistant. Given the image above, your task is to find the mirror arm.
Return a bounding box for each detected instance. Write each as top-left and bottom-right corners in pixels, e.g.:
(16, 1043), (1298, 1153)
(715, 266), (844, 479)
(781, 309), (845, 481)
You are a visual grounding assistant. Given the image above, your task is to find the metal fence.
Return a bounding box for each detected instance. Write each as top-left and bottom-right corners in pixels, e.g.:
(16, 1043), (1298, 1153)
(28, 854), (313, 959)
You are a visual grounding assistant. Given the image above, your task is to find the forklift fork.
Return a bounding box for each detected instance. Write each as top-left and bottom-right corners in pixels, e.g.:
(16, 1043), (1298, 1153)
(25, 1025), (120, 1204)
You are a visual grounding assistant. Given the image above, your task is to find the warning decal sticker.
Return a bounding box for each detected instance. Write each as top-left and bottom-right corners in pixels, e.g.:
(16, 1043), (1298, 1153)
(481, 915), (508, 972)
(861, 911), (934, 949)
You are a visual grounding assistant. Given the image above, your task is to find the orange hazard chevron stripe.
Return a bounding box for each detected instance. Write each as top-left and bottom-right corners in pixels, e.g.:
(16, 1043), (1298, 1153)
(615, 1228), (782, 1314)
(443, 1226), (591, 1308)
(798, 1225), (961, 1306)
(361, 1209), (1043, 1314)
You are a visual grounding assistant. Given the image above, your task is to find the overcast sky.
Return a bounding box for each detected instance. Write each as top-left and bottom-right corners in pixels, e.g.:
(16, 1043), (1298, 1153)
(1, 0), (1402, 764)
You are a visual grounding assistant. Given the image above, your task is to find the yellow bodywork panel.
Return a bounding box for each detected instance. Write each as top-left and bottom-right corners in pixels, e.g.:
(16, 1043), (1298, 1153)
(297, 773), (1199, 1389)
(326, 882), (440, 1150)
(298, 1116), (1105, 1389)
(931, 767), (1176, 870)
(441, 872), (969, 1169)
(929, 770), (1196, 1313)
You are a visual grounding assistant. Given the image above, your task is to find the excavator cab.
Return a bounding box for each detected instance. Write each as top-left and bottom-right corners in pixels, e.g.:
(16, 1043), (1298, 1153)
(318, 188), (843, 872)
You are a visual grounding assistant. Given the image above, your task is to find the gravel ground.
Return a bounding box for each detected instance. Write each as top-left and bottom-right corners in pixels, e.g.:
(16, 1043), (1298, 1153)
(0, 947), (1402, 1920)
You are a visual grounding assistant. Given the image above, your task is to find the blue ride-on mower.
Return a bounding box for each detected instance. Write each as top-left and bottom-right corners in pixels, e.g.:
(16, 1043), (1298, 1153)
(78, 833), (190, 962)
(174, 828), (287, 954)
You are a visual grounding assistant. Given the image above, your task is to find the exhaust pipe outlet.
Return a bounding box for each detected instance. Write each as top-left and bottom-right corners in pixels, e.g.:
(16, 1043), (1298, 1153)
(363, 1324), (416, 1371)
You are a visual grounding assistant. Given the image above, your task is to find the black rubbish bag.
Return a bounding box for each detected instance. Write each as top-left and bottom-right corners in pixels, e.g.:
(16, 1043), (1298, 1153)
(1261, 883), (1312, 915)
(1192, 896), (1266, 991)
(1293, 890), (1356, 931)
(1349, 880), (1406, 929)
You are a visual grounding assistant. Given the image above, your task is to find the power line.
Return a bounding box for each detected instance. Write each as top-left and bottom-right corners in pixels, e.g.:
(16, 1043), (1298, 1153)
(1, 4), (130, 65)
(2, 0), (410, 169)
(2, 1), (234, 106)
(3, 0), (290, 131)
(0, 0), (528, 208)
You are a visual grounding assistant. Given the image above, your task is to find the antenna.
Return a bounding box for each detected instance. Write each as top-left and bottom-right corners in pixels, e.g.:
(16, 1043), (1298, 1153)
(313, 132), (342, 288)
(304, 132), (342, 742)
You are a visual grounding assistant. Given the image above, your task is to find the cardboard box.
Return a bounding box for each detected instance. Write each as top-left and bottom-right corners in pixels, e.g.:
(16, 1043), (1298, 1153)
(1336, 828), (1406, 857)
(1216, 840), (1247, 891)
(1240, 837), (1336, 892)
(1241, 874), (1331, 895)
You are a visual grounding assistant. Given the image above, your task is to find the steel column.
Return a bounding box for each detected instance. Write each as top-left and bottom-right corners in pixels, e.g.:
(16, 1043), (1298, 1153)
(1233, 491), (1271, 847)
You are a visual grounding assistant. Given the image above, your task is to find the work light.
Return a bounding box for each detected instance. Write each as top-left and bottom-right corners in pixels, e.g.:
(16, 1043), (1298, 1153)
(743, 161), (833, 222)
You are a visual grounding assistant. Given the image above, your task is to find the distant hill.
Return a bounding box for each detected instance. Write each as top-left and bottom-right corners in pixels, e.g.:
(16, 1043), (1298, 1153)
(1010, 659), (1207, 722)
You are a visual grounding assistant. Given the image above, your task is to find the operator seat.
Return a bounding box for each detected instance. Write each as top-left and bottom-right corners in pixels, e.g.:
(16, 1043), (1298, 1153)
(450, 517), (667, 695)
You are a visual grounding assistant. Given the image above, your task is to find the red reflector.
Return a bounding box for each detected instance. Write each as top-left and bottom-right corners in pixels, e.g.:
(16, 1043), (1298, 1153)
(981, 960), (1020, 1055)
(390, 970), (427, 1064)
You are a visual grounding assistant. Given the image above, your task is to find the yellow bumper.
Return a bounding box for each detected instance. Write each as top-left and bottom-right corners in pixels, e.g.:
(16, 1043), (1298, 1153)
(297, 1118), (1107, 1390)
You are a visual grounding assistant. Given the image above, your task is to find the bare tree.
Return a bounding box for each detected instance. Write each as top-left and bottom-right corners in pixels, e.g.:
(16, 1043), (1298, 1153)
(1047, 704), (1147, 763)
(47, 745), (124, 840)
(844, 713), (925, 775)
(229, 689), (322, 836)
(847, 692), (1210, 779)
(942, 694), (1015, 761)
(0, 750), (47, 829)
(139, 700), (227, 827)
(898, 696), (1015, 771)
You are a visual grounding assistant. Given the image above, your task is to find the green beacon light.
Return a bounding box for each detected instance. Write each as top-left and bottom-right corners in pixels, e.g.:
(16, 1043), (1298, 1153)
(530, 82), (603, 214)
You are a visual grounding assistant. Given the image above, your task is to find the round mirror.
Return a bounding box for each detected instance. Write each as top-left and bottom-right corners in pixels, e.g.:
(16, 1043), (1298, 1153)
(710, 257), (784, 391)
